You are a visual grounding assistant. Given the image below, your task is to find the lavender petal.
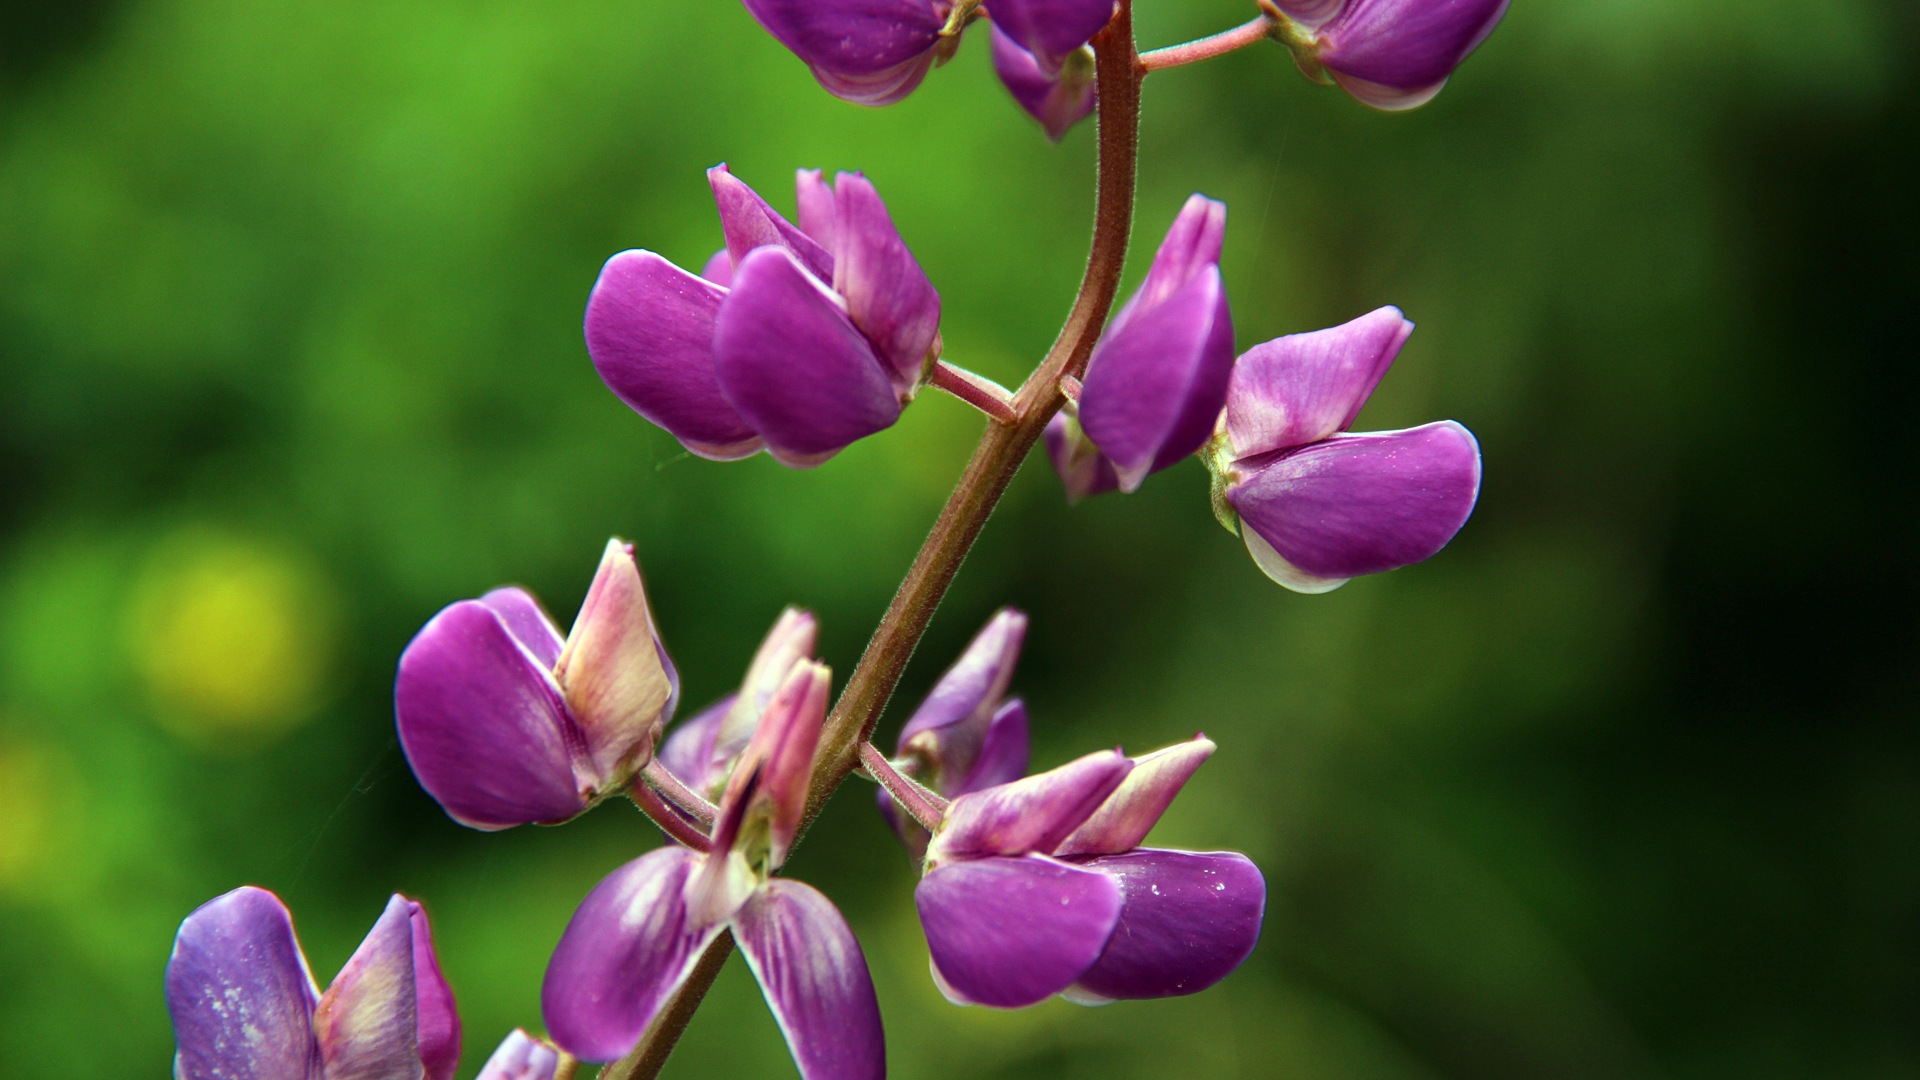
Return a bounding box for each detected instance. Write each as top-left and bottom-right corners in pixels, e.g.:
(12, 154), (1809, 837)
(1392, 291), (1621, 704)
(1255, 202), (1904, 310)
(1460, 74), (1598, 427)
(916, 855), (1122, 1008)
(734, 880), (886, 1080)
(541, 847), (724, 1063)
(986, 0), (1116, 66)
(707, 164), (834, 283)
(1317, 0), (1510, 110)
(830, 171), (940, 395)
(404, 900), (461, 1080)
(314, 896), (428, 1080)
(927, 749), (1130, 864)
(167, 887), (321, 1080)
(1224, 306), (1414, 457)
(476, 1030), (561, 1080)
(956, 699), (1031, 797)
(896, 608), (1028, 788)
(555, 539), (673, 781)
(1055, 735), (1214, 857)
(477, 587), (564, 670)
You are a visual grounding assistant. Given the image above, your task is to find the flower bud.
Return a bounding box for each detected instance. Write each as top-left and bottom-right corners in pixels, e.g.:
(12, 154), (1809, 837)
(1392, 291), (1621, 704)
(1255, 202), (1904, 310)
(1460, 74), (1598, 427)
(658, 607), (818, 798)
(395, 540), (677, 830)
(1210, 307), (1482, 591)
(1065, 195), (1236, 494)
(992, 28), (1096, 141)
(1277, 0), (1510, 110)
(477, 1030), (561, 1080)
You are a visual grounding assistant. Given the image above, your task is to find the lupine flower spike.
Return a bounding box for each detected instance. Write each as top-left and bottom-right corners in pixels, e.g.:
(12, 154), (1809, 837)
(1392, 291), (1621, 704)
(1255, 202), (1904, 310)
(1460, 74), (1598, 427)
(167, 887), (460, 1080)
(588, 166), (940, 467)
(914, 737), (1265, 1006)
(1047, 194), (1235, 498)
(477, 1030), (563, 1080)
(876, 608), (1031, 859)
(544, 661), (885, 1079)
(396, 539), (678, 829)
(1270, 0), (1510, 110)
(1206, 306), (1482, 592)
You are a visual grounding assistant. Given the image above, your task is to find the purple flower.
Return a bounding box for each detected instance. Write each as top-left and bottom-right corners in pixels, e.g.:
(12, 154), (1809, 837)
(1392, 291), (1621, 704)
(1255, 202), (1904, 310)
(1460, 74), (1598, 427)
(395, 538), (679, 830)
(1273, 0), (1510, 110)
(1208, 306), (1482, 592)
(544, 662), (885, 1078)
(477, 1030), (562, 1080)
(991, 25), (1096, 141)
(915, 737), (1265, 1007)
(167, 887), (460, 1080)
(1048, 195), (1235, 496)
(876, 608), (1032, 859)
(587, 165), (940, 467)
(738, 0), (1115, 114)
(659, 606), (820, 799)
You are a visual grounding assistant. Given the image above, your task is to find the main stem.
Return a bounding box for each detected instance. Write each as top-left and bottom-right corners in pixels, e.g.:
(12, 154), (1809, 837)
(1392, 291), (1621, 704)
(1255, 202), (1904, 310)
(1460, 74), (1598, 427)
(599, 8), (1142, 1077)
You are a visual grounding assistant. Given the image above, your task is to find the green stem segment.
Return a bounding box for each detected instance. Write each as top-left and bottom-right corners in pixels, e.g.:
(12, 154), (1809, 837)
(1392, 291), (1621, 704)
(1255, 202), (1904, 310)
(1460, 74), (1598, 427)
(595, 6), (1144, 1076)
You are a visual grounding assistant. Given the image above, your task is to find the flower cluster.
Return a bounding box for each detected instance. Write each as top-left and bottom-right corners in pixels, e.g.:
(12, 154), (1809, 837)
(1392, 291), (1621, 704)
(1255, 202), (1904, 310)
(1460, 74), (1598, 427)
(164, 0), (1515, 1075)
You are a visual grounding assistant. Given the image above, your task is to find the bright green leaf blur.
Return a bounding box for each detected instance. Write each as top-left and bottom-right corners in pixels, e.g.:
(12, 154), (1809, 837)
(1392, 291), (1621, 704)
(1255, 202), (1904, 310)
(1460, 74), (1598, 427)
(2, 0), (1914, 1076)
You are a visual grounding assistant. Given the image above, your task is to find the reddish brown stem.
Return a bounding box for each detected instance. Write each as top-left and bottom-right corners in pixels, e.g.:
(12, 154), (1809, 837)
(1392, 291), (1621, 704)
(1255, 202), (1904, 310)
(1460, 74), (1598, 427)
(860, 742), (949, 831)
(929, 360), (1019, 424)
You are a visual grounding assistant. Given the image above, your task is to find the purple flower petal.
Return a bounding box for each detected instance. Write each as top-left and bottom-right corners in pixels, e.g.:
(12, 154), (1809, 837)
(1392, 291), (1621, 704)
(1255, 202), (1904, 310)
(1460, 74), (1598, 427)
(1108, 195), (1227, 338)
(957, 699), (1030, 797)
(1078, 264), (1236, 491)
(713, 246), (902, 468)
(795, 169), (839, 252)
(700, 248), (734, 288)
(314, 896), (426, 1080)
(734, 880), (886, 1080)
(987, 0), (1116, 65)
(1054, 736), (1214, 857)
(928, 749), (1130, 864)
(658, 694), (734, 796)
(708, 165), (834, 283)
(1267, 0), (1345, 30)
(1224, 306), (1414, 458)
(477, 587), (564, 670)
(990, 27), (1096, 141)
(554, 539), (673, 782)
(896, 608), (1028, 789)
(1317, 0), (1510, 111)
(1068, 850), (1265, 1001)
(585, 250), (762, 461)
(542, 847), (725, 1063)
(395, 600), (586, 831)
(405, 900), (461, 1080)
(476, 1030), (561, 1080)
(829, 172), (940, 396)
(1044, 411), (1121, 502)
(740, 0), (945, 103)
(167, 887), (321, 1080)
(721, 660), (829, 868)
(1228, 420), (1482, 592)
(710, 608), (820, 786)
(916, 855), (1123, 1007)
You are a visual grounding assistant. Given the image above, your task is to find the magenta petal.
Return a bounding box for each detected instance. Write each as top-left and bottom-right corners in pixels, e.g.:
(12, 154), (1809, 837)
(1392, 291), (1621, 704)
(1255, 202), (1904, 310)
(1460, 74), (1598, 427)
(585, 250), (762, 461)
(987, 0), (1115, 65)
(1108, 194), (1227, 338)
(708, 165), (834, 282)
(1228, 421), (1482, 590)
(1225, 306), (1414, 457)
(990, 27), (1096, 141)
(1069, 850), (1265, 1001)
(477, 1030), (561, 1080)
(956, 699), (1030, 797)
(1078, 265), (1235, 491)
(722, 660), (829, 867)
(395, 600), (586, 831)
(542, 848), (724, 1063)
(809, 52), (940, 106)
(555, 539), (673, 781)
(714, 246), (902, 468)
(830, 172), (940, 394)
(1044, 411), (1122, 502)
(896, 608), (1028, 788)
(928, 749), (1129, 863)
(741, 0), (944, 83)
(478, 587), (564, 669)
(315, 896), (425, 1080)
(916, 855), (1122, 1008)
(405, 901), (461, 1080)
(1317, 0), (1510, 110)
(700, 248), (734, 288)
(734, 880), (886, 1080)
(167, 887), (321, 1080)
(1055, 736), (1214, 857)
(795, 169), (839, 252)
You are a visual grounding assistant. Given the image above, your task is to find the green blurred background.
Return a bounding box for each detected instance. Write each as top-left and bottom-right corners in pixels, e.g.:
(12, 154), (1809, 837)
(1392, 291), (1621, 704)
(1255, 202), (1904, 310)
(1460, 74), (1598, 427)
(2, 0), (1915, 1075)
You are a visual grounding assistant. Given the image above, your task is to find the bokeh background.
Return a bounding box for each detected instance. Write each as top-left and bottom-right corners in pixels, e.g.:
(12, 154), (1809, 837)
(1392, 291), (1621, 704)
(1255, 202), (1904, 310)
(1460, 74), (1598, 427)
(3, 0), (1915, 1075)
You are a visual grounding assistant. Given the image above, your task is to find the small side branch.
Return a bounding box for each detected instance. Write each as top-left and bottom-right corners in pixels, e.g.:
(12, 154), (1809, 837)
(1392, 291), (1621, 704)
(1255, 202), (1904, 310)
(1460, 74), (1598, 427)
(930, 361), (1019, 425)
(1140, 13), (1280, 73)
(628, 779), (712, 853)
(859, 742), (949, 832)
(643, 757), (717, 827)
